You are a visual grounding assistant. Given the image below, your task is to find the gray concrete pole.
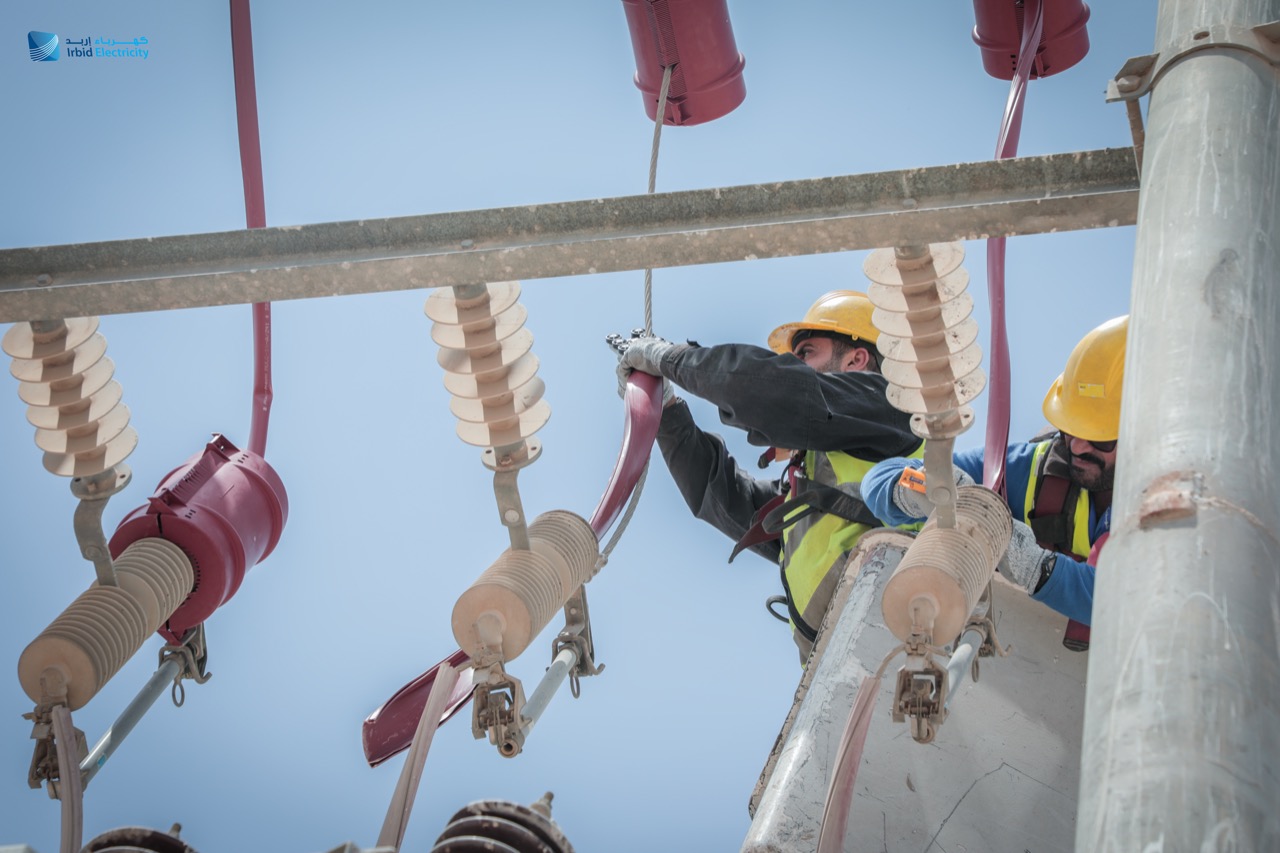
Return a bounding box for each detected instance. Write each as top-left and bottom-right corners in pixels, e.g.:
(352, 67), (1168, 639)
(1078, 1), (1280, 850)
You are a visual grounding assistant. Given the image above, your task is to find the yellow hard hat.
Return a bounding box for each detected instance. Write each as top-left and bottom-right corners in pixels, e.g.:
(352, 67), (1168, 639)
(1042, 315), (1128, 442)
(767, 290), (880, 354)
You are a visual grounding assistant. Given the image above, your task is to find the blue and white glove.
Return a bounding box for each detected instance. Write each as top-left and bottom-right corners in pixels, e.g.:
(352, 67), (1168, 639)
(999, 519), (1056, 594)
(891, 465), (975, 519)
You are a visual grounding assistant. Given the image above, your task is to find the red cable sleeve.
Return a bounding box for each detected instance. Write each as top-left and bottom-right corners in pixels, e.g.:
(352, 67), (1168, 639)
(983, 0), (1044, 496)
(588, 372), (663, 539)
(229, 0), (273, 457)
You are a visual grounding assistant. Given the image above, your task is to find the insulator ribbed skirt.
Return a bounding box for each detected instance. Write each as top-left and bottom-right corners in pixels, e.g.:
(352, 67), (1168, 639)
(19, 538), (194, 709)
(452, 511), (599, 664)
(881, 486), (1011, 644)
(3, 317), (137, 477)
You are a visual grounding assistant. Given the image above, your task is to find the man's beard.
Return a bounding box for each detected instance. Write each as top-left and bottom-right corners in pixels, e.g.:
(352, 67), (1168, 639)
(1068, 451), (1114, 491)
(816, 354), (845, 373)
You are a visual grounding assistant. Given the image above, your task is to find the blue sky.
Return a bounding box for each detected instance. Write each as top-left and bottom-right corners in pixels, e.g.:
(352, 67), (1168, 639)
(1, 3), (1151, 851)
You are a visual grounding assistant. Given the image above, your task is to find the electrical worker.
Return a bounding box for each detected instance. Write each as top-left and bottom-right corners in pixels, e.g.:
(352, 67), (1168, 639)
(862, 314), (1127, 635)
(613, 291), (923, 661)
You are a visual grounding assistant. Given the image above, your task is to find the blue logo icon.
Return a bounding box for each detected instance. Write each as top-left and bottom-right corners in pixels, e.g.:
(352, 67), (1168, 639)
(28, 31), (59, 61)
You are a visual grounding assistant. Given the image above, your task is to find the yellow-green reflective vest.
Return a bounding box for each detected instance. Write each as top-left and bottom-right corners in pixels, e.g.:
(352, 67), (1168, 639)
(780, 444), (925, 642)
(1022, 440), (1091, 560)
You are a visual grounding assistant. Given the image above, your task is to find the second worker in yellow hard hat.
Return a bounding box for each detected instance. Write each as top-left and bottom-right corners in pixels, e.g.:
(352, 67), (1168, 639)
(862, 315), (1128, 639)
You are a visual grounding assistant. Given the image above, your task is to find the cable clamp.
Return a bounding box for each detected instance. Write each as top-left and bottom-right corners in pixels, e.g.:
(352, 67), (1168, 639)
(24, 701), (86, 795)
(890, 653), (948, 745)
(1108, 21), (1280, 103)
(160, 624), (212, 707)
(471, 663), (527, 757)
(554, 587), (604, 699)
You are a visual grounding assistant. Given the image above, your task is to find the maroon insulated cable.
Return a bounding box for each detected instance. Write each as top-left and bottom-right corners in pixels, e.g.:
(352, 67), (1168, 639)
(230, 0), (273, 457)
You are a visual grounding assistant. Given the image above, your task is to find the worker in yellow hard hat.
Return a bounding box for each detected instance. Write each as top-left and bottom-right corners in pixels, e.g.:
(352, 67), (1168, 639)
(862, 315), (1128, 641)
(611, 290), (924, 662)
(1040, 315), (1125, 494)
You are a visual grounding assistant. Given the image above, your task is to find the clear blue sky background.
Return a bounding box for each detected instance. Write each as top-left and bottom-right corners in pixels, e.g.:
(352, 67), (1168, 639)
(2, 3), (1152, 851)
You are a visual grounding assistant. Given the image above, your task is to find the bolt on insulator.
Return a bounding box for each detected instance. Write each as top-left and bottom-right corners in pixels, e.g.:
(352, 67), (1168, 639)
(425, 281), (551, 450)
(3, 317), (137, 478)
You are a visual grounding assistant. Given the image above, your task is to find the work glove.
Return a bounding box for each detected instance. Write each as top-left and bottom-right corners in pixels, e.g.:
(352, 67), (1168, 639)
(607, 331), (677, 407)
(998, 519), (1057, 594)
(617, 333), (676, 376)
(891, 465), (975, 519)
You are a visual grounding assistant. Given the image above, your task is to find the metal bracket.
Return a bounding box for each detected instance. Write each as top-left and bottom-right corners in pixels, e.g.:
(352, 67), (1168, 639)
(471, 664), (527, 756)
(554, 587), (605, 698)
(1108, 21), (1280, 103)
(25, 705), (58, 791)
(890, 660), (948, 745)
(484, 440), (541, 552)
(24, 702), (87, 793)
(69, 464), (132, 587)
(159, 625), (212, 707)
(902, 631), (933, 659)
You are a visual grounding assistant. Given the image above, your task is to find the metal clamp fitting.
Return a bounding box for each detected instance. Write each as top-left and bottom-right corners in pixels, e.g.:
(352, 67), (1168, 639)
(891, 660), (948, 745)
(472, 665), (527, 757)
(1108, 21), (1280, 102)
(553, 587), (604, 699)
(24, 701), (87, 794)
(159, 625), (212, 707)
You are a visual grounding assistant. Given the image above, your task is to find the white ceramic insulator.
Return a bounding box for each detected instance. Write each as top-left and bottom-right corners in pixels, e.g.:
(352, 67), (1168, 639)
(18, 538), (195, 709)
(452, 510), (600, 664)
(864, 243), (985, 439)
(881, 486), (1011, 644)
(426, 281), (551, 449)
(2, 318), (137, 477)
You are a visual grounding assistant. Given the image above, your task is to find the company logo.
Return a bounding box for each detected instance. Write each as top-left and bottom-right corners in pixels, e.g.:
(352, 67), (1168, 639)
(25, 31), (149, 62)
(28, 31), (59, 62)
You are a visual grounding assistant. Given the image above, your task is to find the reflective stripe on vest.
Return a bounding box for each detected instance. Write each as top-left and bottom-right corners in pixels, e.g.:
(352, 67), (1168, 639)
(781, 445), (925, 629)
(1022, 440), (1091, 560)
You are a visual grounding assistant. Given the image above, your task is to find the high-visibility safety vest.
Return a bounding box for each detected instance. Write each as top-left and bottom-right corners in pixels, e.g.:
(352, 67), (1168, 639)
(1022, 439), (1092, 560)
(779, 445), (925, 650)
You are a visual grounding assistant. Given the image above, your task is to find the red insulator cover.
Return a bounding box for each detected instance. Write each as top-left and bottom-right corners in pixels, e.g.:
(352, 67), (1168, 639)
(622, 0), (746, 126)
(971, 0), (1090, 80)
(109, 434), (288, 643)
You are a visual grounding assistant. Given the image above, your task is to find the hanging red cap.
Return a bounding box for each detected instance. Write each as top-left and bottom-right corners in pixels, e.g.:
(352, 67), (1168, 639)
(971, 0), (1091, 80)
(622, 0), (747, 126)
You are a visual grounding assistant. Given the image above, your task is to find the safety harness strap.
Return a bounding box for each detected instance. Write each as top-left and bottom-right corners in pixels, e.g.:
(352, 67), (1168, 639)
(729, 482), (883, 563)
(779, 562), (818, 643)
(763, 484), (883, 534)
(767, 483), (883, 644)
(728, 493), (789, 563)
(1027, 438), (1093, 652)
(1028, 474), (1073, 548)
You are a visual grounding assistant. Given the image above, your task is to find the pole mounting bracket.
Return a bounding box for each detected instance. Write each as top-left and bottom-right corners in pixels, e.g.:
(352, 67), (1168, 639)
(1108, 21), (1280, 103)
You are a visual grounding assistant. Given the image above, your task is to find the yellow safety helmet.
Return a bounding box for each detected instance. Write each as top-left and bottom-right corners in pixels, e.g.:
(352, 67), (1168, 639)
(767, 290), (880, 354)
(1042, 315), (1128, 442)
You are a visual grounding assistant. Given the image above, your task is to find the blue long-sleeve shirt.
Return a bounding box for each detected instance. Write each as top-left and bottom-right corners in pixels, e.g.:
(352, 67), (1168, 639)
(862, 441), (1105, 625)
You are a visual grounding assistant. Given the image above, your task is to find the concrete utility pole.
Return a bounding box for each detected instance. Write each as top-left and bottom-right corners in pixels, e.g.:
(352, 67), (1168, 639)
(1079, 0), (1280, 850)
